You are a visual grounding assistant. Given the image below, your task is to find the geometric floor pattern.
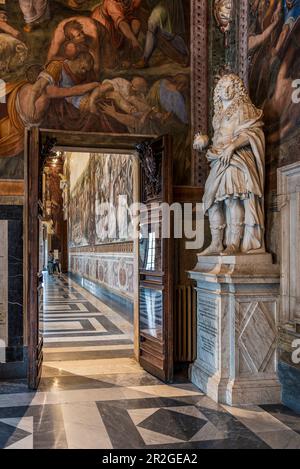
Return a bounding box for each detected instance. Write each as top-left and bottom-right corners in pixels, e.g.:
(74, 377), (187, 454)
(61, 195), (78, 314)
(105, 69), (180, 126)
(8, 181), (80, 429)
(0, 274), (300, 449)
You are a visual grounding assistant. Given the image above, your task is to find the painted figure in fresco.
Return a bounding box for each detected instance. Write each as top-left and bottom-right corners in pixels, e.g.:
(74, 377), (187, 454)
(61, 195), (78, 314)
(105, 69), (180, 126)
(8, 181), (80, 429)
(98, 76), (174, 133)
(249, 0), (300, 145)
(100, 97), (153, 133)
(100, 73), (189, 137)
(147, 73), (190, 178)
(91, 0), (142, 54)
(32, 52), (125, 132)
(47, 18), (102, 76)
(263, 42), (300, 143)
(193, 74), (266, 256)
(0, 10), (21, 38)
(0, 9), (27, 74)
(257, 0), (281, 28)
(272, 0), (300, 56)
(27, 52), (100, 119)
(18, 0), (50, 33)
(0, 61), (100, 158)
(249, 1), (282, 53)
(0, 33), (28, 74)
(98, 77), (150, 114)
(134, 0), (189, 69)
(66, 0), (85, 8)
(147, 75), (189, 125)
(248, 0), (284, 106)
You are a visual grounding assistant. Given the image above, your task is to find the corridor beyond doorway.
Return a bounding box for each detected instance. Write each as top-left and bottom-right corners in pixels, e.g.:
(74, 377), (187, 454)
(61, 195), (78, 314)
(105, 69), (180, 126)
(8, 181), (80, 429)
(42, 273), (134, 366)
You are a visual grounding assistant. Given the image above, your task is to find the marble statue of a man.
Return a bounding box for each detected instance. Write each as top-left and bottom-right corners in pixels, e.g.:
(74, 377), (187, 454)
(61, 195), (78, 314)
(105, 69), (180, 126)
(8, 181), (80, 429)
(194, 73), (266, 256)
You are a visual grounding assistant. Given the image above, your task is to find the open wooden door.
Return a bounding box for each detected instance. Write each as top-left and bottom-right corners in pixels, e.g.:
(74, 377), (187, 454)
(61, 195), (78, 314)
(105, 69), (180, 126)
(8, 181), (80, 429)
(137, 136), (174, 383)
(26, 128), (44, 389)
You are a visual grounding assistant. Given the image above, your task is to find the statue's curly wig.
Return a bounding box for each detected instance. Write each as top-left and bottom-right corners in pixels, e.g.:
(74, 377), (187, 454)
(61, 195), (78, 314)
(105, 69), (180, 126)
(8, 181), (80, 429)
(214, 74), (249, 113)
(213, 74), (261, 125)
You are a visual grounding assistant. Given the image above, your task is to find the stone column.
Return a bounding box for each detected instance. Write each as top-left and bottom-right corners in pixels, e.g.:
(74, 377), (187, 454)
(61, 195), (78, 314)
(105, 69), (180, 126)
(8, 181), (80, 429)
(189, 253), (281, 406)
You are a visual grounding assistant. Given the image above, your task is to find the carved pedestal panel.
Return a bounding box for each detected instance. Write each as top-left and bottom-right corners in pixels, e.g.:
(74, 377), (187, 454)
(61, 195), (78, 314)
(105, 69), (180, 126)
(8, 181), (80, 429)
(189, 254), (281, 406)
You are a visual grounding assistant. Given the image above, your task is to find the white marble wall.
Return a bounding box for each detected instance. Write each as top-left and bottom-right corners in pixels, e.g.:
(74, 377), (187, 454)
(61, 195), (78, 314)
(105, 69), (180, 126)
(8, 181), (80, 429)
(0, 221), (8, 362)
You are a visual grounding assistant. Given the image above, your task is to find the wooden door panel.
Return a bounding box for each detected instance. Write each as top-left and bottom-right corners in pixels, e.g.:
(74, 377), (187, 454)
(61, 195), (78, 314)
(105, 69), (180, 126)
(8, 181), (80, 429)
(137, 135), (174, 383)
(26, 128), (44, 390)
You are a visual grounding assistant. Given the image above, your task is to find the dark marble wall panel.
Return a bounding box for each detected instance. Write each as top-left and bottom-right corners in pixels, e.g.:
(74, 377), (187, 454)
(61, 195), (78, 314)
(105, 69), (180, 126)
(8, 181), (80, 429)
(278, 361), (300, 415)
(0, 206), (24, 363)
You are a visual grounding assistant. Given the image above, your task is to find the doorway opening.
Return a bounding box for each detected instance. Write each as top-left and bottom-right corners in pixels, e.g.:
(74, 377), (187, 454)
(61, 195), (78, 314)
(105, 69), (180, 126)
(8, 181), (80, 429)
(39, 149), (137, 378)
(26, 129), (176, 390)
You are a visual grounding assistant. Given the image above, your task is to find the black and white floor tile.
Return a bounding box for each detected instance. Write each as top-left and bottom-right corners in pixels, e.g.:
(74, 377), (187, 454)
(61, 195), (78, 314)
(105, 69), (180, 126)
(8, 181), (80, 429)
(0, 274), (300, 449)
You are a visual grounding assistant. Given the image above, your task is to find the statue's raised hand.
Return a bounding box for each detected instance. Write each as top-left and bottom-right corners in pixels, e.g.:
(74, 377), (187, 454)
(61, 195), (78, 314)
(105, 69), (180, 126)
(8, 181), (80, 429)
(193, 133), (209, 151)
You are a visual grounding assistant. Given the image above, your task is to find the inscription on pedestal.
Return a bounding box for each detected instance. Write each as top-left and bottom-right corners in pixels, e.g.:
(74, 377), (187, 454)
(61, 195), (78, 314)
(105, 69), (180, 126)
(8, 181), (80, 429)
(197, 296), (219, 372)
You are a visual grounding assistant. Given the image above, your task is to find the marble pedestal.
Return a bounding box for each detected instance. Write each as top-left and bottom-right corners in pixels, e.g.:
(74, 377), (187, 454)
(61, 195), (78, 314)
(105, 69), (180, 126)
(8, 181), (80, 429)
(189, 253), (281, 406)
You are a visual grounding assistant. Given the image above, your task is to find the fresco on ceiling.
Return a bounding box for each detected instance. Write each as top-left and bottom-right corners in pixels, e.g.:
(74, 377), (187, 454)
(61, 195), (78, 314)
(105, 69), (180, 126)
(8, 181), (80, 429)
(0, 0), (191, 183)
(249, 0), (300, 165)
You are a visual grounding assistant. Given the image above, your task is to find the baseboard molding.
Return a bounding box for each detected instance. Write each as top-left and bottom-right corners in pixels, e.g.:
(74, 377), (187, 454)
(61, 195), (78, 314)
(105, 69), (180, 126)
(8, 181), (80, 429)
(0, 347), (28, 379)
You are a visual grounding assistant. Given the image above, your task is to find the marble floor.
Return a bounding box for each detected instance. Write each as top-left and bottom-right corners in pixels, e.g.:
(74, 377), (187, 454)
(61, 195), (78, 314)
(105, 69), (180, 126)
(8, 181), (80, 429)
(0, 275), (300, 449)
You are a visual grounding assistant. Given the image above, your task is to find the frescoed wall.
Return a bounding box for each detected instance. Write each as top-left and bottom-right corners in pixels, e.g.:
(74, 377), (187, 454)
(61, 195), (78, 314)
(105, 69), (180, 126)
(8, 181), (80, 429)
(68, 152), (92, 247)
(67, 152), (134, 302)
(68, 152), (134, 247)
(69, 252), (134, 300)
(0, 0), (191, 185)
(248, 0), (300, 257)
(94, 152), (134, 244)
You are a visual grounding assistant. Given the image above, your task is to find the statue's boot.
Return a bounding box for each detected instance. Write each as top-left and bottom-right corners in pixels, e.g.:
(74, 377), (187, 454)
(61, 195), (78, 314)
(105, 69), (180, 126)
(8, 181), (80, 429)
(199, 227), (224, 256)
(221, 223), (244, 256)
